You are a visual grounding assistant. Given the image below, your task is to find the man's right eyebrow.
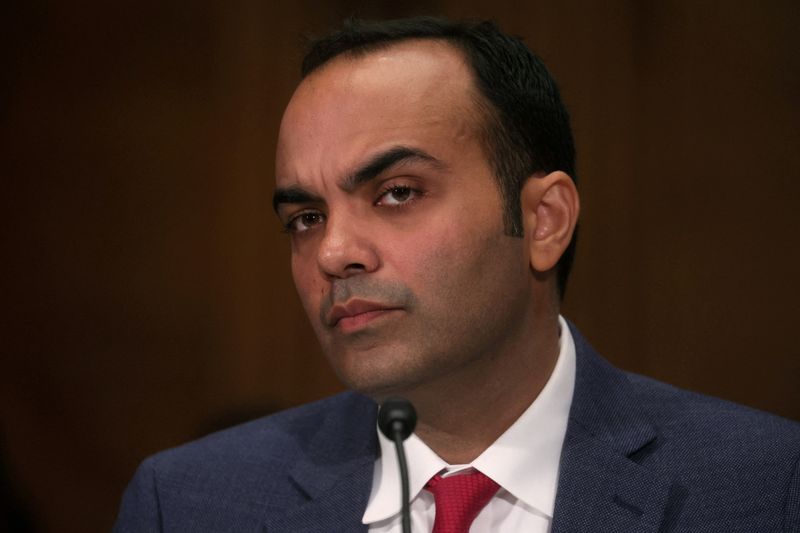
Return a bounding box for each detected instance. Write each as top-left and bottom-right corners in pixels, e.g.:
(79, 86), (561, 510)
(272, 186), (323, 213)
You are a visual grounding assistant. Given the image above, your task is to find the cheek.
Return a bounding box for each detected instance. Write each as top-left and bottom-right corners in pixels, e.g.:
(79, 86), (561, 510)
(291, 253), (323, 312)
(388, 222), (486, 289)
(384, 224), (446, 276)
(397, 218), (526, 307)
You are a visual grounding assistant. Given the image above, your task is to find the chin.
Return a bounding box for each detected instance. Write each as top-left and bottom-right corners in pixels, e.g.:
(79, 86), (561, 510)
(335, 369), (415, 400)
(328, 354), (409, 396)
(333, 357), (447, 405)
(324, 334), (458, 397)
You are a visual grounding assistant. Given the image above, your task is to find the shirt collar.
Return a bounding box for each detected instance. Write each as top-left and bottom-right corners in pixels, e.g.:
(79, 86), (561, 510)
(471, 315), (575, 516)
(363, 316), (576, 523)
(362, 430), (449, 523)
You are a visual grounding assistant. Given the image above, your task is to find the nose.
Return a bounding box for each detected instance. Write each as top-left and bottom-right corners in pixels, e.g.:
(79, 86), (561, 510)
(316, 212), (380, 279)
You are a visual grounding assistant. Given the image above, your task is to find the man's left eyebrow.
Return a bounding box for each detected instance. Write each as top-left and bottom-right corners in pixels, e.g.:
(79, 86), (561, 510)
(341, 146), (444, 191)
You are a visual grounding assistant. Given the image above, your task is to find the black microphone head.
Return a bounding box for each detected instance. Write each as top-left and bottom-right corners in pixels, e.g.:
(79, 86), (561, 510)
(378, 397), (417, 441)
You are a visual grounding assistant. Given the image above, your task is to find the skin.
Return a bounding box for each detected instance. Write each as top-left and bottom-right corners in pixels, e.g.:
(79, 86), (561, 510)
(274, 39), (579, 463)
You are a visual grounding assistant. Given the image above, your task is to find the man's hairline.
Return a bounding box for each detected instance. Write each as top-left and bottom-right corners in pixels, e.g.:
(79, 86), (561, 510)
(301, 35), (499, 143)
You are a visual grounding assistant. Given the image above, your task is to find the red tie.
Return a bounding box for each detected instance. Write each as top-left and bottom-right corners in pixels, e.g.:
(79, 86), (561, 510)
(425, 470), (500, 533)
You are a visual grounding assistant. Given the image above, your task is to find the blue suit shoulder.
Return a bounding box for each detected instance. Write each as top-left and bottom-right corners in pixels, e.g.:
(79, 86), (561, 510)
(624, 371), (800, 451)
(565, 324), (800, 531)
(153, 391), (375, 469)
(113, 391), (377, 532)
(624, 372), (800, 530)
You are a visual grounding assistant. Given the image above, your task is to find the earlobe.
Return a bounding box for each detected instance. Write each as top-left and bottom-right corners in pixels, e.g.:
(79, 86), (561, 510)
(520, 171), (579, 273)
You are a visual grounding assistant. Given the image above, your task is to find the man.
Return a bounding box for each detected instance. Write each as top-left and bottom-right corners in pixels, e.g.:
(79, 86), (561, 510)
(115, 17), (800, 532)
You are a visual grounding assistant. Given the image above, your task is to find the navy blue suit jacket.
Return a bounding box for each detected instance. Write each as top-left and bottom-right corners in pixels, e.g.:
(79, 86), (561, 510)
(114, 325), (800, 532)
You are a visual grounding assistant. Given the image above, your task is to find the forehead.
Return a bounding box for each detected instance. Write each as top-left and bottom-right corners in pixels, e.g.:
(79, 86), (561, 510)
(275, 39), (483, 187)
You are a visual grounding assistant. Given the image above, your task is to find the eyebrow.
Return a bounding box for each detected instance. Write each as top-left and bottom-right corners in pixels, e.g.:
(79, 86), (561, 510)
(272, 145), (443, 213)
(341, 145), (443, 191)
(272, 186), (323, 213)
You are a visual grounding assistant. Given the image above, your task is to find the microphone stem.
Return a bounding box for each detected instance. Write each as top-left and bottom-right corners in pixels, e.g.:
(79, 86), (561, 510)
(392, 423), (412, 533)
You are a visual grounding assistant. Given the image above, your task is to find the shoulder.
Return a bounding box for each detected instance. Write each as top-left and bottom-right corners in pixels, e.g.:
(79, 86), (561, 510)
(623, 371), (800, 528)
(569, 322), (800, 455)
(624, 371), (800, 450)
(148, 390), (377, 475)
(114, 391), (377, 532)
(568, 323), (800, 529)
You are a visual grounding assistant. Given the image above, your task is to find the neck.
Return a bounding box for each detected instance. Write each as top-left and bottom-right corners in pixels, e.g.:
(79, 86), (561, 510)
(406, 314), (561, 464)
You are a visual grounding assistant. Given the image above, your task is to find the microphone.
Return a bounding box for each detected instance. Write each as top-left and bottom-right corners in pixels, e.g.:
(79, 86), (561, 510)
(378, 398), (417, 533)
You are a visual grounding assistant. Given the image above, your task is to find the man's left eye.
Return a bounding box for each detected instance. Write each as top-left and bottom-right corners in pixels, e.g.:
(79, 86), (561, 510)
(377, 185), (418, 206)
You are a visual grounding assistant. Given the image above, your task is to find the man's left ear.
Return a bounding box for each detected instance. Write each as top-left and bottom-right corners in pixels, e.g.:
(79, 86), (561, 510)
(521, 171), (580, 273)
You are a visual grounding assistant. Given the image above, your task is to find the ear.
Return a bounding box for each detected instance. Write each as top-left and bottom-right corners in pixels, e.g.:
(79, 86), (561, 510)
(520, 171), (580, 273)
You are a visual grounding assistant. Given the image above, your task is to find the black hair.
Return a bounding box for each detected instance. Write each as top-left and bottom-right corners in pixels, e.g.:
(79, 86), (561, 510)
(302, 16), (578, 298)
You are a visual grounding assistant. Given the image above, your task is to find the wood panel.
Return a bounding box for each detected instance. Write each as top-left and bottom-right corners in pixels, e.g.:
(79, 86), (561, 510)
(2, 1), (797, 531)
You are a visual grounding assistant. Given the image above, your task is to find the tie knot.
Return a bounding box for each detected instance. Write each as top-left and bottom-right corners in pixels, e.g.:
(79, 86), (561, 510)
(425, 470), (500, 533)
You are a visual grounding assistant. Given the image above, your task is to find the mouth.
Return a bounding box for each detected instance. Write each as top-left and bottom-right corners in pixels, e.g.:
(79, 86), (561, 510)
(327, 299), (403, 334)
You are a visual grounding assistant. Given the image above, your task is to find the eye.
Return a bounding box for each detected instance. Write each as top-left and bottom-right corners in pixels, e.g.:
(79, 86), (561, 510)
(376, 185), (420, 207)
(285, 211), (325, 233)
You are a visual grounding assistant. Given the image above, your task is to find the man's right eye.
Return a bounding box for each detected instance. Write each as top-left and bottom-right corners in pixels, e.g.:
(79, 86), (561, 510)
(285, 211), (325, 233)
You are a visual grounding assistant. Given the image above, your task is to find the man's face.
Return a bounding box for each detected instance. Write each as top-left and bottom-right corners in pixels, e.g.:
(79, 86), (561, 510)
(275, 40), (537, 399)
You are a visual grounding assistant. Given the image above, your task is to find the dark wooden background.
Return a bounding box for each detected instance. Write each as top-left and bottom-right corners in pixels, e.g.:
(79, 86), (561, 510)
(2, 1), (798, 531)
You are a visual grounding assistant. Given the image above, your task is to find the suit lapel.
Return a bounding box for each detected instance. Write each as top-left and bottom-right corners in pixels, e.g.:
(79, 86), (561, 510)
(261, 454), (374, 532)
(552, 324), (678, 532)
(262, 394), (378, 533)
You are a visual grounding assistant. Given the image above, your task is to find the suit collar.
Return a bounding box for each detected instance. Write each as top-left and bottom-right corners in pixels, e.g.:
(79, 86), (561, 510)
(551, 322), (676, 533)
(566, 322), (657, 454)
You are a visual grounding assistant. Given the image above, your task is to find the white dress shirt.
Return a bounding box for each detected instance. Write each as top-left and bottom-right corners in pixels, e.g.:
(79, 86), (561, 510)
(363, 316), (576, 532)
